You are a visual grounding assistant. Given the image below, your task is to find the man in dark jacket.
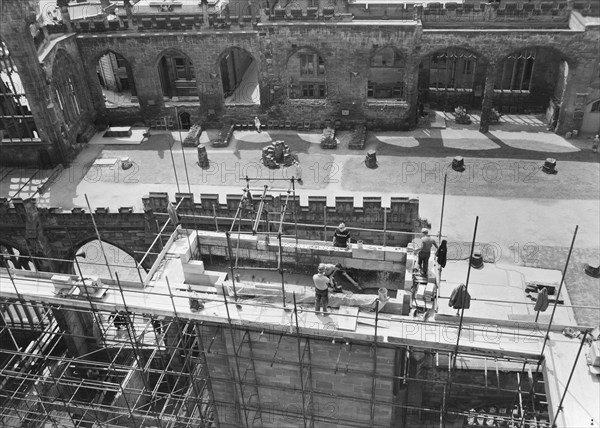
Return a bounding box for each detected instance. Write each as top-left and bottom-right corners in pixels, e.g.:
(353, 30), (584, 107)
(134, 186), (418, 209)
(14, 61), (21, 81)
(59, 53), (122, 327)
(333, 223), (351, 248)
(449, 283), (471, 316)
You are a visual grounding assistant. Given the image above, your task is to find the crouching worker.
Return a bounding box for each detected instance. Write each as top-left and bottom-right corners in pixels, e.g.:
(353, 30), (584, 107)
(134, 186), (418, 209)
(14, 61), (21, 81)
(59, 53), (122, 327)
(320, 262), (343, 292)
(312, 264), (332, 315)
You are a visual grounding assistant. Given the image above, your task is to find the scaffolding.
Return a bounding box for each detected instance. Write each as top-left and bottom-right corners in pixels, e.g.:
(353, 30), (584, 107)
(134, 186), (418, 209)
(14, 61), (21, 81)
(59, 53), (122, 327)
(0, 192), (595, 428)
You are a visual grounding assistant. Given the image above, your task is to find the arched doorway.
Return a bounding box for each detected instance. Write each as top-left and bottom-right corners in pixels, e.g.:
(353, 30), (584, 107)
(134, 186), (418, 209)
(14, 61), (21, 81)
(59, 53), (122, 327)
(71, 239), (145, 283)
(418, 47), (485, 110)
(219, 47), (260, 105)
(38, 149), (52, 169)
(96, 51), (138, 106)
(494, 47), (567, 114)
(157, 51), (197, 100)
(178, 111), (191, 129)
(580, 99), (600, 135)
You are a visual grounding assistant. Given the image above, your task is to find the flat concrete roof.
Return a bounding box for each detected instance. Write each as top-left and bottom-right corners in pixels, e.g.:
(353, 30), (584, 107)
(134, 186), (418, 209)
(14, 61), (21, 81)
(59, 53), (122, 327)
(437, 259), (578, 328)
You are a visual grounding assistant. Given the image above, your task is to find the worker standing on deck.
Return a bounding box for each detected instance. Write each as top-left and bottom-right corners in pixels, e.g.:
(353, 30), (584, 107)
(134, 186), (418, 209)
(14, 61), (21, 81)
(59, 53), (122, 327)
(312, 264), (332, 315)
(418, 228), (438, 277)
(333, 223), (351, 248)
(320, 263), (343, 292)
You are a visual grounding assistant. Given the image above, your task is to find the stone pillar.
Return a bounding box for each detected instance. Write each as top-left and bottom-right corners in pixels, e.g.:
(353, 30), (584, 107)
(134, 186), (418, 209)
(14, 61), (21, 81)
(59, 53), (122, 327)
(52, 307), (100, 357)
(415, 4), (423, 21)
(197, 144), (210, 167)
(404, 54), (421, 129)
(58, 1), (73, 32)
(125, 0), (134, 22)
(202, 0), (209, 26)
(13, 198), (62, 272)
(555, 64), (579, 135)
(479, 61), (497, 134)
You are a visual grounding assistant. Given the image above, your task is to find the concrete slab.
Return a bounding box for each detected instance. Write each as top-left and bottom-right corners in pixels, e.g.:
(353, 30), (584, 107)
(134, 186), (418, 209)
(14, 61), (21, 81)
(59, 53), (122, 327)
(89, 128), (148, 145)
(544, 332), (600, 428)
(437, 260), (577, 327)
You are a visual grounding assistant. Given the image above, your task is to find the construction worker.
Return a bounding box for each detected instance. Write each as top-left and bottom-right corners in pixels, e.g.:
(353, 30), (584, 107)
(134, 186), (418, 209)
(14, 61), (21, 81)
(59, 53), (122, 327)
(320, 263), (343, 292)
(333, 223), (351, 248)
(312, 264), (332, 315)
(418, 228), (438, 277)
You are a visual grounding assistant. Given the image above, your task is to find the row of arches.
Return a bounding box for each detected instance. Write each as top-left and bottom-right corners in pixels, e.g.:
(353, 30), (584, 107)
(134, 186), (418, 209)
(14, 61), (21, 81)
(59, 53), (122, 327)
(92, 44), (575, 114)
(97, 47), (262, 107)
(417, 46), (568, 114)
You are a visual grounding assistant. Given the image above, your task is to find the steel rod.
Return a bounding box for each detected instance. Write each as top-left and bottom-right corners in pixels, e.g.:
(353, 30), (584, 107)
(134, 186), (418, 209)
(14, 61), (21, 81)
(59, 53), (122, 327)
(369, 300), (380, 428)
(225, 231), (239, 302)
(165, 277), (208, 427)
(84, 194), (114, 280)
(167, 126), (181, 193)
(222, 293), (250, 427)
(293, 293), (309, 428)
(176, 106), (192, 194)
(538, 225), (578, 359)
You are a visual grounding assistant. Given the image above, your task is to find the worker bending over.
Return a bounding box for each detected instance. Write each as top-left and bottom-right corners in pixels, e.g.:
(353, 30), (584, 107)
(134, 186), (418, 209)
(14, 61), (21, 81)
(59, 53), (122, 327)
(319, 263), (343, 292)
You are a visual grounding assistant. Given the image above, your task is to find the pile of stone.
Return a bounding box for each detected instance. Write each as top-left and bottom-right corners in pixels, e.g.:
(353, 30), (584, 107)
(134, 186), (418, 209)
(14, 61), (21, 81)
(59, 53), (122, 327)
(182, 124), (202, 147)
(212, 124), (234, 147)
(262, 140), (294, 169)
(349, 124), (366, 149)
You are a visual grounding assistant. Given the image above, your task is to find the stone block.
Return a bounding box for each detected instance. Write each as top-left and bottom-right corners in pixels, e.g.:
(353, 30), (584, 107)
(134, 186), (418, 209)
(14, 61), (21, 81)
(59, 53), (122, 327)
(384, 247), (407, 262)
(351, 245), (385, 260)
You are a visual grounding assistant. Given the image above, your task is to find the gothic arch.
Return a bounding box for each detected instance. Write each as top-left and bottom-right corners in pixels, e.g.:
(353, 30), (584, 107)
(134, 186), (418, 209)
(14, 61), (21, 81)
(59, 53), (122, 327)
(155, 48), (198, 99)
(218, 46), (261, 105)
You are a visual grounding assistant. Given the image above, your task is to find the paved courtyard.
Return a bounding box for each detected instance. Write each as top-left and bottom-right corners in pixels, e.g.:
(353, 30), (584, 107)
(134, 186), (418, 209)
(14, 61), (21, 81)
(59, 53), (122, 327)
(1, 116), (598, 325)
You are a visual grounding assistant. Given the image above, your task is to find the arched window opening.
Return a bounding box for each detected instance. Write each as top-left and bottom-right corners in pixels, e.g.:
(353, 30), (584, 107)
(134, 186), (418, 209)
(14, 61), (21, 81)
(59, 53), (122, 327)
(428, 48), (478, 91)
(493, 48), (565, 114)
(158, 52), (197, 100)
(96, 52), (138, 106)
(220, 47), (260, 105)
(0, 244), (36, 271)
(287, 48), (327, 100)
(179, 111), (191, 129)
(418, 47), (484, 109)
(368, 47), (405, 101)
(72, 240), (144, 283)
(0, 40), (38, 142)
(52, 52), (85, 127)
(591, 99), (600, 113)
(495, 50), (536, 92)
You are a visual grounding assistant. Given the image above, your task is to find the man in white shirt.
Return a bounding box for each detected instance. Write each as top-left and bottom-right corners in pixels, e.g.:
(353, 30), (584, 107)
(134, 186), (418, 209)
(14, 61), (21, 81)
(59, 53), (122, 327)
(418, 228), (438, 277)
(312, 264), (331, 315)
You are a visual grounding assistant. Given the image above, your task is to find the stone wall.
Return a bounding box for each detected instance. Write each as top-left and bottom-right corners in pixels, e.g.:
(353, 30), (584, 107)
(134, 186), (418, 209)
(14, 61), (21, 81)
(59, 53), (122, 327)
(66, 22), (598, 134)
(143, 192), (419, 247)
(0, 192), (418, 272)
(4, 0), (599, 167)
